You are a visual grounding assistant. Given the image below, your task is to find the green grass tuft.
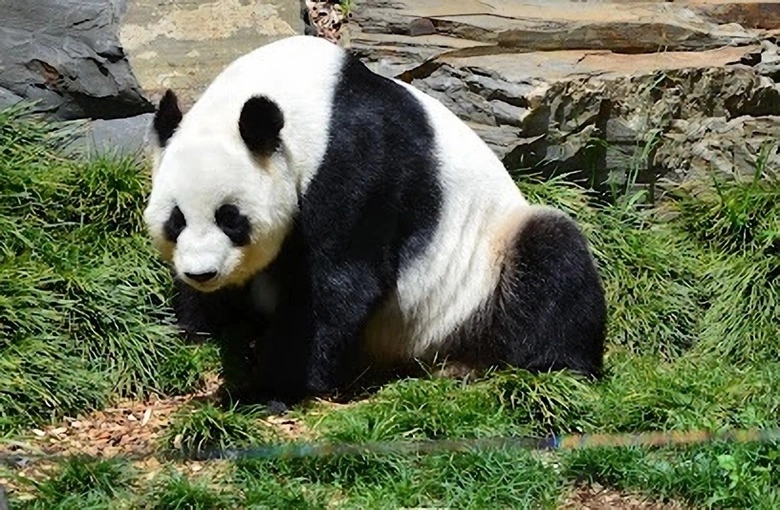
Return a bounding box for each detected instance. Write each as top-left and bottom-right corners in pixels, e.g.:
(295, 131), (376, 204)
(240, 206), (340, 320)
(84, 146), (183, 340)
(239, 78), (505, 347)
(308, 370), (597, 444)
(145, 472), (239, 510)
(563, 441), (780, 508)
(669, 164), (780, 256)
(17, 457), (133, 509)
(236, 449), (563, 509)
(0, 106), (212, 432)
(160, 402), (277, 457)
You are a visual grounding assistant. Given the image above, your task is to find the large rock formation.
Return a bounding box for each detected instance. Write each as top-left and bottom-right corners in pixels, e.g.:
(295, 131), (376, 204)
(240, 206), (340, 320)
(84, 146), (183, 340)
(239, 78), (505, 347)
(345, 0), (780, 191)
(0, 0), (153, 120)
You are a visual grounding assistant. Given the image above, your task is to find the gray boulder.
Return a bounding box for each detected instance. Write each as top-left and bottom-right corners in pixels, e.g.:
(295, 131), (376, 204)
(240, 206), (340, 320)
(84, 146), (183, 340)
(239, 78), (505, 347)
(80, 113), (154, 158)
(0, 87), (24, 110)
(0, 0), (153, 120)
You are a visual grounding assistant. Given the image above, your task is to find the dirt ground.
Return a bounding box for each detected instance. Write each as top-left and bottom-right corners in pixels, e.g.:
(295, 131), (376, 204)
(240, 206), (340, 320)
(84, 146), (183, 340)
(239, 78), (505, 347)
(561, 484), (686, 510)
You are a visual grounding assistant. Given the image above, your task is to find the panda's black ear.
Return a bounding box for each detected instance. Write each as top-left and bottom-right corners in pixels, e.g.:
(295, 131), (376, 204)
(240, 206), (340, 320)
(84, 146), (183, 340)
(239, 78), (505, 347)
(153, 89), (183, 147)
(238, 95), (285, 156)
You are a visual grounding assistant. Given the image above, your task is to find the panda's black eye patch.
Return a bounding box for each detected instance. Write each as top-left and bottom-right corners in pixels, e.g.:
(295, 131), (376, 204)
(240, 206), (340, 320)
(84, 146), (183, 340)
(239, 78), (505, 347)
(163, 206), (186, 242)
(215, 204), (250, 246)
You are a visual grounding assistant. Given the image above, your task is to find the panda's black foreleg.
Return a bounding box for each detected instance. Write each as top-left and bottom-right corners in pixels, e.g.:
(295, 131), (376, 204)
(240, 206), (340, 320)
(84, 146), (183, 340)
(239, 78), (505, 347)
(245, 300), (311, 405)
(244, 256), (384, 404)
(302, 262), (385, 397)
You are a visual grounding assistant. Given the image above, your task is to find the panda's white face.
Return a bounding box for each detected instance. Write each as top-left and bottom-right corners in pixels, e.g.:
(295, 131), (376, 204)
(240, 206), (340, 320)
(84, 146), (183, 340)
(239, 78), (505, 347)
(143, 40), (337, 293)
(144, 134), (297, 292)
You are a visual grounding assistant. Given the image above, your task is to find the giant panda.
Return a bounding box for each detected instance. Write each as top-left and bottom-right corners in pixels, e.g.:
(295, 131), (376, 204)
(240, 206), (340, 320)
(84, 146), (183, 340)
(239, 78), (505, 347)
(143, 35), (607, 406)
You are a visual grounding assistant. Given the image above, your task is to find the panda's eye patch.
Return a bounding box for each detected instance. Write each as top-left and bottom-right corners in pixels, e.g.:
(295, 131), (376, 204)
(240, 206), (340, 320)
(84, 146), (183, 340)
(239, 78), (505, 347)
(215, 204), (250, 246)
(163, 206), (186, 242)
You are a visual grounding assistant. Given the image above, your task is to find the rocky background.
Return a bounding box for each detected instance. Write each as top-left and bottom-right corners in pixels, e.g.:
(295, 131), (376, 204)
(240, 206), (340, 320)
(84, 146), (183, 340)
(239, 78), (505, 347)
(1, 0), (778, 193)
(0, 0), (301, 156)
(345, 0), (780, 195)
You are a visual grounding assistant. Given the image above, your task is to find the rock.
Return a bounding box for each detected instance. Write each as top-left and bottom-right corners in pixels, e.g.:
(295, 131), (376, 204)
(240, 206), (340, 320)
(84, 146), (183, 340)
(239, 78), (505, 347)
(756, 40), (780, 79)
(0, 88), (24, 110)
(347, 0), (767, 76)
(0, 0), (153, 120)
(344, 0), (780, 190)
(83, 113), (154, 157)
(59, 113), (154, 159)
(692, 1), (780, 30)
(119, 0), (303, 107)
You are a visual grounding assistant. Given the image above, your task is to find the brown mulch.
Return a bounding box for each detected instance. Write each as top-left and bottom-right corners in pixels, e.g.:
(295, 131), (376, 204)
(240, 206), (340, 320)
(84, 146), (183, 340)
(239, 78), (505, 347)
(2, 375), (222, 463)
(0, 374), (315, 501)
(1, 375), (313, 462)
(560, 483), (687, 510)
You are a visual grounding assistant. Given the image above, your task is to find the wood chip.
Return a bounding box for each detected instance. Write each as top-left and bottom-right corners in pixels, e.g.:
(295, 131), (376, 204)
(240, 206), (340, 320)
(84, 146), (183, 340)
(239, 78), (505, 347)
(141, 408), (152, 427)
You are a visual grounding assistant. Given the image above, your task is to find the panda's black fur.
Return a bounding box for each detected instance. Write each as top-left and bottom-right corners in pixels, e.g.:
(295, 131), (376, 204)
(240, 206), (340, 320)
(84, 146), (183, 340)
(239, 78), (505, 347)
(149, 36), (607, 407)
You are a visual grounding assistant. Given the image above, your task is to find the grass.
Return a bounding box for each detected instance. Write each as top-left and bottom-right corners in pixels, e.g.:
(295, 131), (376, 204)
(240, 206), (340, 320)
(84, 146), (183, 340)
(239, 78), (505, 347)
(142, 471), (239, 510)
(2, 106), (779, 507)
(159, 402), (277, 457)
(14, 457), (134, 509)
(563, 441), (780, 509)
(0, 105), (216, 432)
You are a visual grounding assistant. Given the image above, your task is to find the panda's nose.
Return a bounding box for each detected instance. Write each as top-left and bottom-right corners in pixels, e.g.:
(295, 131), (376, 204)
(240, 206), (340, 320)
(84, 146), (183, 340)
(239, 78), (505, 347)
(185, 271), (218, 283)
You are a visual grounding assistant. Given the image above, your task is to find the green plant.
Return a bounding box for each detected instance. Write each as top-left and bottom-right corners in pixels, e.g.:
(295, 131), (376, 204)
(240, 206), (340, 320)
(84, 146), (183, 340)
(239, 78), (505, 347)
(146, 472), (238, 510)
(339, 0), (355, 16)
(17, 457), (133, 509)
(0, 105), (209, 432)
(160, 402), (275, 457)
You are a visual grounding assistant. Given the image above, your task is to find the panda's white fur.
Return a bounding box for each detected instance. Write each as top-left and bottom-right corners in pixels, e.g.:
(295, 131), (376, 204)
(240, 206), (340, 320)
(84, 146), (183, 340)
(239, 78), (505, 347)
(373, 87), (535, 361)
(145, 36), (340, 290)
(145, 35), (606, 403)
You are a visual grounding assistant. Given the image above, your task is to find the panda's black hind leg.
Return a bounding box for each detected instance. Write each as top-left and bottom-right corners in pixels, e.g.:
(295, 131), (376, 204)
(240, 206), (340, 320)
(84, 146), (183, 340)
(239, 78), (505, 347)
(493, 207), (607, 379)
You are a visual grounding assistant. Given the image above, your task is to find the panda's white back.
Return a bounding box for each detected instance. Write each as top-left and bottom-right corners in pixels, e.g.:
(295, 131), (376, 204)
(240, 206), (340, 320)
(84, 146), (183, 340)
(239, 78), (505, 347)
(366, 81), (530, 360)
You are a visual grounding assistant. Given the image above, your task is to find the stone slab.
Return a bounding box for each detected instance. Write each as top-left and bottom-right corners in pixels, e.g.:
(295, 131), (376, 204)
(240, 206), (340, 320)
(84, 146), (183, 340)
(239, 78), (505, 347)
(346, 0), (780, 187)
(119, 0), (303, 106)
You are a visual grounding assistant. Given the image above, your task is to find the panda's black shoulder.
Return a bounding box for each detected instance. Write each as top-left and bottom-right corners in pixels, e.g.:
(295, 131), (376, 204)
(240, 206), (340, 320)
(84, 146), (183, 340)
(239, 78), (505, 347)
(325, 51), (437, 160)
(330, 54), (431, 132)
(299, 52), (443, 272)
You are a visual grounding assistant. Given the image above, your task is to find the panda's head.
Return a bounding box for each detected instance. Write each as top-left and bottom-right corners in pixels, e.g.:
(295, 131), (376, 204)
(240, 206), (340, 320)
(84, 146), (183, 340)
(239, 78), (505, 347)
(143, 89), (297, 292)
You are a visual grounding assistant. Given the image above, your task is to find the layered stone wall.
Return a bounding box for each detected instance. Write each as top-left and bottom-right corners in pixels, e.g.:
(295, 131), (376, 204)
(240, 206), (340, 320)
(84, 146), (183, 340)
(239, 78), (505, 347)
(1, 0), (777, 187)
(345, 0), (780, 191)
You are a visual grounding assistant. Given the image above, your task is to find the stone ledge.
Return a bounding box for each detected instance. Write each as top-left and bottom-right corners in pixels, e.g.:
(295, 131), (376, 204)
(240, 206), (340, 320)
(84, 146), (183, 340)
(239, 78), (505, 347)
(345, 0), (780, 187)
